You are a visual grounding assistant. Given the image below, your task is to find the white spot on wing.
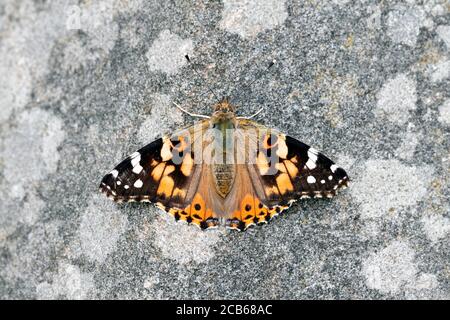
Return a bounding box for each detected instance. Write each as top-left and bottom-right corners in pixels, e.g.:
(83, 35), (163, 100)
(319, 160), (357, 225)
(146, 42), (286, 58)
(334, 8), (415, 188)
(307, 176), (316, 184)
(330, 164), (338, 173)
(130, 152), (140, 159)
(132, 164), (143, 174)
(131, 153), (141, 165)
(305, 159), (317, 170)
(134, 179), (143, 188)
(110, 169), (119, 178)
(130, 153), (143, 174)
(308, 147), (319, 156)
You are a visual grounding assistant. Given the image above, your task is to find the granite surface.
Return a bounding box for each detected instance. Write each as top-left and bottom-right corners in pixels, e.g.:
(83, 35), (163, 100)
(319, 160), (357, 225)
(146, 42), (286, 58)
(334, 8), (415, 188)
(0, 0), (449, 299)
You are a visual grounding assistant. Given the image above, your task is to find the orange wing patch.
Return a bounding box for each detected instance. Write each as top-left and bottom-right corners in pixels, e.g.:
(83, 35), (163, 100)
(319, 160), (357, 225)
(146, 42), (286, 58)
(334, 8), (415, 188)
(276, 137), (288, 159)
(240, 194), (257, 228)
(160, 138), (174, 161)
(180, 153), (194, 176)
(276, 172), (294, 194)
(156, 176), (174, 198)
(283, 159), (298, 178)
(160, 193), (216, 229)
(172, 187), (186, 199)
(254, 198), (269, 224)
(151, 162), (166, 181)
(226, 194), (286, 231)
(188, 193), (206, 221)
(256, 151), (270, 175)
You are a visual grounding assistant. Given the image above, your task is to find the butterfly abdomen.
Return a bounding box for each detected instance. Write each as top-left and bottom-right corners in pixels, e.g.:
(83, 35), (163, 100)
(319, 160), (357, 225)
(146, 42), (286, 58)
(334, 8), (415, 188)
(210, 117), (237, 198)
(212, 163), (235, 197)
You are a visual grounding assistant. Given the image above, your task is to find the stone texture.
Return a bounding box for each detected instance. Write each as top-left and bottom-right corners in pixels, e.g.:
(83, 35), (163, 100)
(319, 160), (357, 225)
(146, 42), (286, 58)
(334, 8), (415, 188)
(1, 0), (449, 300)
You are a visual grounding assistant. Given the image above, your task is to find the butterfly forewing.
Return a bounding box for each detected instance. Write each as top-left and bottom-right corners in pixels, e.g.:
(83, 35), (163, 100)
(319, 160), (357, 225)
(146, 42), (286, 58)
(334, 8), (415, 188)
(100, 138), (164, 202)
(283, 135), (348, 197)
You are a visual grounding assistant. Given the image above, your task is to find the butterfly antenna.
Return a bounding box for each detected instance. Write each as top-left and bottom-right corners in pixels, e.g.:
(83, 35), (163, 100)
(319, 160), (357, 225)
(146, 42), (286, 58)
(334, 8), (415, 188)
(185, 54), (221, 102)
(241, 59), (276, 91)
(232, 59), (276, 119)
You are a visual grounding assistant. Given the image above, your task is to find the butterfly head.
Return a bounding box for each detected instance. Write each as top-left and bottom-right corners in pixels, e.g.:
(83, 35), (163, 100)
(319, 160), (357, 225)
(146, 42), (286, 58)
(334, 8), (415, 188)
(211, 98), (236, 119)
(211, 98), (237, 129)
(213, 98), (236, 113)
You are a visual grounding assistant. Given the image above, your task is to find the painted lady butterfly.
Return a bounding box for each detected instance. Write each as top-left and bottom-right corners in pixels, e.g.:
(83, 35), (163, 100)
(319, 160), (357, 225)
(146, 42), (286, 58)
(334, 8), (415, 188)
(100, 98), (349, 231)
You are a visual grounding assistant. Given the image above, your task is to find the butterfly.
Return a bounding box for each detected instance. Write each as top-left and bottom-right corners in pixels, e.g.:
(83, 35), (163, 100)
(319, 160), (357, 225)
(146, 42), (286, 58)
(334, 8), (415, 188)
(99, 98), (349, 231)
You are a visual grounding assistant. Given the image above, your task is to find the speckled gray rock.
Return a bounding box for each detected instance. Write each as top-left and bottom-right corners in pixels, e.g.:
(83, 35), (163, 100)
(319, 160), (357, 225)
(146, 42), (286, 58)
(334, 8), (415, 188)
(1, 0), (449, 300)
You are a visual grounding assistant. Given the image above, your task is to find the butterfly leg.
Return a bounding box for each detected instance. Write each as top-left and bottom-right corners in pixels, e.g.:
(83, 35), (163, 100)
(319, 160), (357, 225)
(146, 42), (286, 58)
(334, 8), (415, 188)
(236, 108), (263, 120)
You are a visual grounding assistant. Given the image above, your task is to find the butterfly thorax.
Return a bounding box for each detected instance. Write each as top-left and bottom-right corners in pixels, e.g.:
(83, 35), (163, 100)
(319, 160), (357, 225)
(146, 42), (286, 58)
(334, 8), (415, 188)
(211, 100), (238, 198)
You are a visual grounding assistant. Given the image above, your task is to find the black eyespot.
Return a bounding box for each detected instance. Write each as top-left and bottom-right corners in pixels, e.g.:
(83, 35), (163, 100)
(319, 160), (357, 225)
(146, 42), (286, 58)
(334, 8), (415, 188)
(275, 207), (281, 213)
(245, 204), (252, 211)
(193, 214), (202, 220)
(194, 203), (201, 211)
(258, 203), (263, 209)
(244, 214), (253, 220)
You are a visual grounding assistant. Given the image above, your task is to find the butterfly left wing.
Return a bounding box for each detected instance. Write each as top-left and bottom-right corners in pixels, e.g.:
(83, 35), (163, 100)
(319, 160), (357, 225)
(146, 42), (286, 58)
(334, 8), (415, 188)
(225, 119), (349, 230)
(100, 120), (225, 229)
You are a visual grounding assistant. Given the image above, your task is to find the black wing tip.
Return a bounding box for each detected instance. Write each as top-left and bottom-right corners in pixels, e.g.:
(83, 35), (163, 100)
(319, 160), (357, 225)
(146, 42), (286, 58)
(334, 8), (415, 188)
(334, 166), (348, 180)
(99, 185), (155, 204)
(99, 172), (153, 203)
(99, 177), (119, 202)
(325, 174), (350, 198)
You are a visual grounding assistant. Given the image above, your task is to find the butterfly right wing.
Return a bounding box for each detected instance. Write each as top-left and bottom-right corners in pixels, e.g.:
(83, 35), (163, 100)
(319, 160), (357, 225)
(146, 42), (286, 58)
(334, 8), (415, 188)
(222, 119), (350, 230)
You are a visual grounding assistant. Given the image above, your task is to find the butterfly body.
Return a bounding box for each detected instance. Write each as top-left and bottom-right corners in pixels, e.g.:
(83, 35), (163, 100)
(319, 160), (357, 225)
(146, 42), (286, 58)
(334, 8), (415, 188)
(210, 111), (237, 198)
(100, 99), (349, 231)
